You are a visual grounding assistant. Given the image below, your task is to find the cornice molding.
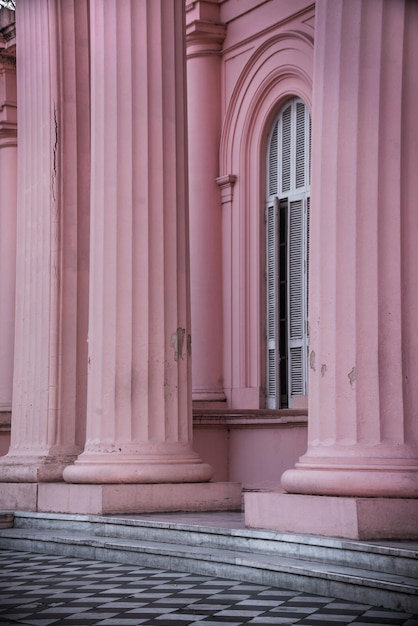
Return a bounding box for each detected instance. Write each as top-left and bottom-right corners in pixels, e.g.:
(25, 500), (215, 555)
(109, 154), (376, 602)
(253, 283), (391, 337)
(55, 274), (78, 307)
(0, 8), (16, 49)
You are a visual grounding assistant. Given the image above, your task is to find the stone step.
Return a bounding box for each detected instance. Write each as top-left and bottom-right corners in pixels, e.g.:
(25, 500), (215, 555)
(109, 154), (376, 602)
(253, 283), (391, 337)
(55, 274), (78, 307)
(0, 511), (417, 614)
(10, 511), (418, 579)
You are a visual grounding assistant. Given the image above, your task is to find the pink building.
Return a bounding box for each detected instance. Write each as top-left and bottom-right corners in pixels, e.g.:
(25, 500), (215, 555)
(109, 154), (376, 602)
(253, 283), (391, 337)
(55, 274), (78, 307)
(0, 0), (417, 540)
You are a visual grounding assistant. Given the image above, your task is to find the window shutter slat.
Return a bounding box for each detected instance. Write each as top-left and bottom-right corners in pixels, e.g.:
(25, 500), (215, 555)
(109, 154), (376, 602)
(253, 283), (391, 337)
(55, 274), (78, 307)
(266, 199), (278, 408)
(308, 114), (312, 186)
(281, 106), (291, 193)
(296, 102), (305, 188)
(306, 196), (310, 320)
(290, 346), (304, 395)
(266, 202), (276, 341)
(289, 199), (304, 339)
(268, 121), (278, 196)
(267, 349), (276, 399)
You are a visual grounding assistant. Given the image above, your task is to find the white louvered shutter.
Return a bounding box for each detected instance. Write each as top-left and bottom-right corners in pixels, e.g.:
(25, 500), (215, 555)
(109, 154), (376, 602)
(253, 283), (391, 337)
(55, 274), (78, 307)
(268, 121), (279, 196)
(281, 105), (291, 194)
(295, 102), (305, 189)
(266, 199), (278, 409)
(266, 98), (310, 407)
(288, 197), (308, 396)
(266, 119), (279, 408)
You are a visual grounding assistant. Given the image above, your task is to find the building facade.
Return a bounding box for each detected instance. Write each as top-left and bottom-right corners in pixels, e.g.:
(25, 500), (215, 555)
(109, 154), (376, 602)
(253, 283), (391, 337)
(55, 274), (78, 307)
(0, 0), (417, 540)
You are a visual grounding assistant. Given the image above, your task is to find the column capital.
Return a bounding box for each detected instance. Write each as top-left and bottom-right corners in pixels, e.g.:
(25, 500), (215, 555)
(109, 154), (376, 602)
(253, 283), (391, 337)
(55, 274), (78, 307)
(186, 20), (226, 57)
(0, 58), (17, 145)
(0, 7), (16, 50)
(216, 174), (236, 205)
(0, 10), (17, 147)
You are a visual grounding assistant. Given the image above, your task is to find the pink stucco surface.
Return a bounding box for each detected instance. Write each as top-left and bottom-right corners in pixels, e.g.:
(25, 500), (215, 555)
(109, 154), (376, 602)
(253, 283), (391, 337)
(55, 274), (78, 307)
(0, 0), (416, 538)
(194, 418), (308, 489)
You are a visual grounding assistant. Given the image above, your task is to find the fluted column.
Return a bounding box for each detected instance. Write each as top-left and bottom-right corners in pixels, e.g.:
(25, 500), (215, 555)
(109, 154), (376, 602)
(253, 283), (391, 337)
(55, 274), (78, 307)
(0, 0), (90, 482)
(0, 36), (17, 442)
(282, 0), (418, 497)
(186, 14), (226, 404)
(63, 0), (213, 484)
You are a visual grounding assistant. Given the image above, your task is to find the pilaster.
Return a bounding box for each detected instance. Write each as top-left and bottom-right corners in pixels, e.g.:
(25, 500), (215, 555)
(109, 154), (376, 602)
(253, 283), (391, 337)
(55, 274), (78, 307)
(186, 12), (227, 405)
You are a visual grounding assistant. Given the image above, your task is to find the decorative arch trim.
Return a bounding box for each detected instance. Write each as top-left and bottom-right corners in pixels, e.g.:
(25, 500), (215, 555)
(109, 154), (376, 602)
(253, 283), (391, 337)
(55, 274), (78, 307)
(220, 31), (313, 175)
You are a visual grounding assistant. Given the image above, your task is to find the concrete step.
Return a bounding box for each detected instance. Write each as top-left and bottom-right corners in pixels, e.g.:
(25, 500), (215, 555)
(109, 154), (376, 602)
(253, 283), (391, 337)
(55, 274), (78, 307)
(9, 510), (418, 578)
(0, 511), (417, 614)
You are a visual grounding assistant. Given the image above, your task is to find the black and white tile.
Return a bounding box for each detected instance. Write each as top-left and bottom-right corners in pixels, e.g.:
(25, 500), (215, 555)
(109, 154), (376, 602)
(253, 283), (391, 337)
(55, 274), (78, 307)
(0, 550), (416, 626)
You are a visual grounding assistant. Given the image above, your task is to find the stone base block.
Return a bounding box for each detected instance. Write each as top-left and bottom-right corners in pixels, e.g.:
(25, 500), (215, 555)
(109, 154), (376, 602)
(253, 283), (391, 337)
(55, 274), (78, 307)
(23, 482), (240, 515)
(0, 483), (38, 511)
(244, 490), (418, 540)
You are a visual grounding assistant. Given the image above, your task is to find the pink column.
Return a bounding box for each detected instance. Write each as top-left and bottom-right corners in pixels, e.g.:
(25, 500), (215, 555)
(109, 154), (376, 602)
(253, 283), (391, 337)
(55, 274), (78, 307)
(281, 0), (418, 498)
(63, 0), (213, 484)
(0, 0), (90, 483)
(186, 11), (226, 405)
(0, 27), (17, 451)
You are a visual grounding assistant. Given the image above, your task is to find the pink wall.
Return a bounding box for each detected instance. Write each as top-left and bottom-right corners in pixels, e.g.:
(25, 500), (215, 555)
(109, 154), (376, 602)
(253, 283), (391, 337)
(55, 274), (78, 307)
(229, 424), (307, 490)
(194, 414), (307, 489)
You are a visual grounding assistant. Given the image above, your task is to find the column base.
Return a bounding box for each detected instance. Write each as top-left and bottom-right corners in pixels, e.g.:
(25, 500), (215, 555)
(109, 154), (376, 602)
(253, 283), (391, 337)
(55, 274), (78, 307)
(244, 490), (418, 540)
(63, 453), (213, 484)
(281, 464), (418, 497)
(0, 481), (242, 515)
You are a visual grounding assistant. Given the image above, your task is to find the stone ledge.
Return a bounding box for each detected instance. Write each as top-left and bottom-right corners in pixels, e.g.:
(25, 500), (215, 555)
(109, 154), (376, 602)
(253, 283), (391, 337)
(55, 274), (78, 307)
(193, 409), (308, 428)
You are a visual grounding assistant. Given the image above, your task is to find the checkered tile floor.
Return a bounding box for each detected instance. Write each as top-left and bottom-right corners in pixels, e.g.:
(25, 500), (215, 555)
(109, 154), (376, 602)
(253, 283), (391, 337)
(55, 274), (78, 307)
(0, 550), (417, 626)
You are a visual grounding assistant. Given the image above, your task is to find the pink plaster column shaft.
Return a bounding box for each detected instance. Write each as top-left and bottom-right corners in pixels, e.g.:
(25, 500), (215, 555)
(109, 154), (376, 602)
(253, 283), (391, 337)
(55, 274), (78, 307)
(0, 43), (17, 433)
(63, 0), (213, 484)
(0, 0), (90, 482)
(186, 13), (226, 404)
(282, 0), (418, 497)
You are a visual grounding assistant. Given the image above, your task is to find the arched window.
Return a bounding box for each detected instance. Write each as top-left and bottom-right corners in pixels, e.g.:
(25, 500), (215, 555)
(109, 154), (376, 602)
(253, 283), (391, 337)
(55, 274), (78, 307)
(266, 98), (311, 408)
